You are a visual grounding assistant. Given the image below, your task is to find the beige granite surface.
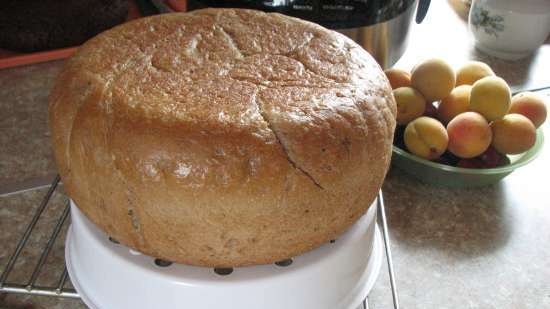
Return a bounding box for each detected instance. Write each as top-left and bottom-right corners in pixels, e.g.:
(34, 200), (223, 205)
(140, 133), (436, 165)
(1, 1), (550, 309)
(371, 127), (550, 308)
(0, 61), (63, 192)
(0, 186), (85, 309)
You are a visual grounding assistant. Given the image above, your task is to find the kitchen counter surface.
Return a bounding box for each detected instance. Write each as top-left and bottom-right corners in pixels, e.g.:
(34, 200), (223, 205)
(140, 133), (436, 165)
(1, 1), (549, 308)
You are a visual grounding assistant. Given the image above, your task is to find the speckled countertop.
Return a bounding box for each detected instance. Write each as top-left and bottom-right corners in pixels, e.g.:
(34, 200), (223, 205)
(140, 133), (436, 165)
(1, 1), (550, 309)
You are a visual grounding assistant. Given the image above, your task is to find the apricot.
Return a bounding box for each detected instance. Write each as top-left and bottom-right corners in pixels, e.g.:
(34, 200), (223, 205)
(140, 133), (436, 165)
(411, 58), (455, 101)
(437, 85), (472, 124)
(385, 68), (411, 89)
(404, 116), (448, 160)
(393, 87), (426, 125)
(456, 61), (495, 86)
(509, 92), (547, 128)
(470, 76), (511, 121)
(491, 114), (536, 154)
(447, 112), (492, 158)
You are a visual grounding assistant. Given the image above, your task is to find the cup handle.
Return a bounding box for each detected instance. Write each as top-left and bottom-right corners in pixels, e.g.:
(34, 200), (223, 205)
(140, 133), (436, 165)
(416, 0), (431, 24)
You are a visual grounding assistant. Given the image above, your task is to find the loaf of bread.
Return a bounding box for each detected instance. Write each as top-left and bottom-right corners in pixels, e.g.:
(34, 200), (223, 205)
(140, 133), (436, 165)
(49, 9), (396, 267)
(0, 0), (128, 52)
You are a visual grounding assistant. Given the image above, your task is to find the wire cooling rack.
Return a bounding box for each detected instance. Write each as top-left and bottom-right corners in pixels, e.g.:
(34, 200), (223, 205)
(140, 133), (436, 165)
(0, 175), (399, 309)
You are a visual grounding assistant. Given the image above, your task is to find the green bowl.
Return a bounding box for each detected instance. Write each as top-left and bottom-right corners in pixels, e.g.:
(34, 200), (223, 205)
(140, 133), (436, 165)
(391, 129), (544, 187)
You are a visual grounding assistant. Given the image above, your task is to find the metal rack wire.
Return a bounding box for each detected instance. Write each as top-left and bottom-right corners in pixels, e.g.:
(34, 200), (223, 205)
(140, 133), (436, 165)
(0, 175), (399, 309)
(0, 175), (77, 299)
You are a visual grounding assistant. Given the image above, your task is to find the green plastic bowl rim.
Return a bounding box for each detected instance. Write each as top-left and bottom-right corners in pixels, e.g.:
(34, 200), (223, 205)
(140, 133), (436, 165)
(392, 129), (545, 175)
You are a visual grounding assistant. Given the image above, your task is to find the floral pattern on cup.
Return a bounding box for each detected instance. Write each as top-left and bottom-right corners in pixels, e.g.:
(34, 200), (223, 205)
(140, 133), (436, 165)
(471, 6), (504, 38)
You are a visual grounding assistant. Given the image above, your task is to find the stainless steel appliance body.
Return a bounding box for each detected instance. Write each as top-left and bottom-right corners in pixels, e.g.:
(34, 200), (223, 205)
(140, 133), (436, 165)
(337, 1), (419, 68)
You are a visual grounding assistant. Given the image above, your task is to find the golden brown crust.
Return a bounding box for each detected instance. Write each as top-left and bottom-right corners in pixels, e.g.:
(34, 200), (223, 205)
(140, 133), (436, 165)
(49, 9), (396, 267)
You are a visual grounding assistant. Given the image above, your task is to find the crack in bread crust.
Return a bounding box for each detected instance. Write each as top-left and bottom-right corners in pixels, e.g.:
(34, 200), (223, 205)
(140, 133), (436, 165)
(218, 26), (245, 59)
(253, 90), (325, 190)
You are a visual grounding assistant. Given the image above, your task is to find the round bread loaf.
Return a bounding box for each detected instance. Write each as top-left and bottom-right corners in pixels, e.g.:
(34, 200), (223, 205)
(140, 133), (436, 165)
(0, 0), (128, 52)
(49, 9), (396, 267)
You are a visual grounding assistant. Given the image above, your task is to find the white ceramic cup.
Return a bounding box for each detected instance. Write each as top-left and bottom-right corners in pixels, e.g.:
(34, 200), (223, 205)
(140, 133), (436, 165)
(469, 0), (550, 60)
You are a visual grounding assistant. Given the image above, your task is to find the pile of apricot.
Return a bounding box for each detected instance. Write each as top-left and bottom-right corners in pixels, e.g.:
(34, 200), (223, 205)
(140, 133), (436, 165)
(386, 59), (547, 168)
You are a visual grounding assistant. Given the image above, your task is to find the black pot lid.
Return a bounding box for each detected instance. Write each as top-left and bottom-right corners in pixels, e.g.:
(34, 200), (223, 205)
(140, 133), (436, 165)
(187, 0), (417, 29)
